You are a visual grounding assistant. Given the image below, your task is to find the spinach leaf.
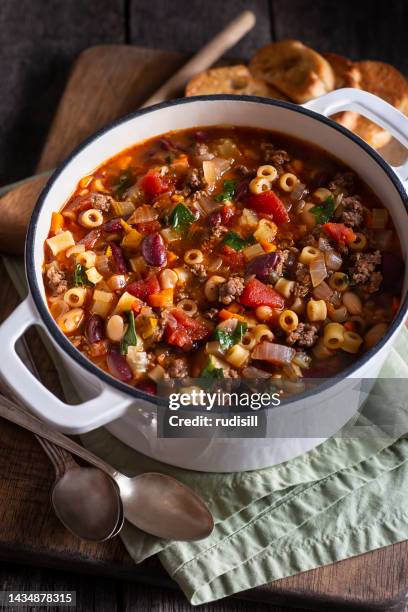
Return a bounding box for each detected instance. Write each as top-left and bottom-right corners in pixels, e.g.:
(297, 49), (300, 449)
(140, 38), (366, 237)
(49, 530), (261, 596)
(73, 263), (92, 287)
(222, 231), (255, 251)
(112, 169), (134, 199)
(169, 203), (196, 233)
(120, 311), (138, 355)
(311, 195), (335, 224)
(200, 358), (224, 380)
(214, 179), (237, 202)
(215, 321), (248, 350)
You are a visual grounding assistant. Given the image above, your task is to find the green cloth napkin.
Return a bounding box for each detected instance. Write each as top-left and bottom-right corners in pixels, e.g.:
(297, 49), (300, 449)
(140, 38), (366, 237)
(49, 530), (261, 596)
(3, 200), (408, 605)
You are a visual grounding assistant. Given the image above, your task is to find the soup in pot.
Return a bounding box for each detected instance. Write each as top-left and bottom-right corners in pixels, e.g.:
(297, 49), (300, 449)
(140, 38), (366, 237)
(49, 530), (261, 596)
(42, 126), (404, 393)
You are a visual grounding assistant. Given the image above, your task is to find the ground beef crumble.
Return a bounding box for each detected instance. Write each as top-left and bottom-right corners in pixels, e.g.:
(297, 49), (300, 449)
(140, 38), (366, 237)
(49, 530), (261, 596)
(202, 225), (228, 252)
(90, 193), (112, 212)
(167, 357), (189, 379)
(261, 143), (290, 165)
(329, 172), (354, 195)
(286, 323), (319, 347)
(45, 262), (68, 296)
(350, 251), (382, 293)
(188, 263), (207, 281)
(338, 196), (365, 228)
(218, 276), (245, 305)
(274, 250), (289, 277)
(185, 168), (205, 192)
(292, 262), (312, 298)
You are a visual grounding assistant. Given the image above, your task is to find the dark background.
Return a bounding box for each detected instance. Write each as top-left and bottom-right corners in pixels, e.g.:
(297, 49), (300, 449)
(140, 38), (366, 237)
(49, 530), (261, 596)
(1, 0), (408, 610)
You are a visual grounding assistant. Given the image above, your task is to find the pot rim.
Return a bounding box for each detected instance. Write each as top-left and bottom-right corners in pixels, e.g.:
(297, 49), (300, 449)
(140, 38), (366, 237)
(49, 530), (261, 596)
(26, 94), (408, 406)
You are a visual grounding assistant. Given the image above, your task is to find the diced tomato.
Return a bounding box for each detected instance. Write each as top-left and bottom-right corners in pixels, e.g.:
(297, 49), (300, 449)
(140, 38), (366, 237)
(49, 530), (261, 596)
(240, 278), (284, 309)
(323, 222), (356, 245)
(165, 308), (210, 349)
(220, 245), (245, 271)
(140, 170), (170, 196)
(126, 274), (161, 301)
(247, 190), (290, 225)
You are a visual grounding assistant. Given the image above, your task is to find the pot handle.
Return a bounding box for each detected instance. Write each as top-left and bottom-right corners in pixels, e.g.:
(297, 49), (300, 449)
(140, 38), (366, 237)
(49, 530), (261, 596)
(303, 88), (408, 183)
(0, 298), (132, 434)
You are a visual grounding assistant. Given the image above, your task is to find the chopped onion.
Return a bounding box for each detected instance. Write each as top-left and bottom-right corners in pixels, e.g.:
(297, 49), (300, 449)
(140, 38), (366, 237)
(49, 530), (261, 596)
(371, 208), (388, 229)
(208, 256), (223, 272)
(95, 254), (111, 275)
(199, 196), (223, 215)
(335, 192), (344, 209)
(324, 249), (342, 271)
(252, 341), (296, 365)
(313, 280), (333, 300)
(213, 157), (231, 176)
(290, 181), (306, 201)
(309, 255), (327, 287)
(215, 138), (239, 159)
(242, 366), (272, 379)
(202, 160), (216, 186)
(295, 199), (306, 215)
(128, 205), (158, 224)
(202, 157), (231, 188)
(293, 352), (311, 369)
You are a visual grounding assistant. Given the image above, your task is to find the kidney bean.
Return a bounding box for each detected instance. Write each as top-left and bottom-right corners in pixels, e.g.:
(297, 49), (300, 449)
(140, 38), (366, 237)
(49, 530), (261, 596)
(85, 314), (104, 343)
(158, 137), (185, 152)
(247, 252), (280, 282)
(111, 242), (127, 274)
(235, 177), (250, 202)
(107, 351), (133, 383)
(102, 217), (124, 233)
(142, 232), (167, 267)
(220, 205), (235, 225)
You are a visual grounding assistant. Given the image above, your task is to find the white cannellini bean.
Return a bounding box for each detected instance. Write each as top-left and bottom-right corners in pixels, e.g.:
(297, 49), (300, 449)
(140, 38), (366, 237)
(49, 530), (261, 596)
(106, 315), (125, 342)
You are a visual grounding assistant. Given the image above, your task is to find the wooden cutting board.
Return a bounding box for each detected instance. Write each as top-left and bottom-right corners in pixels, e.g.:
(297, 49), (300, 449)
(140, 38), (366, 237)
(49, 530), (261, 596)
(1, 45), (408, 610)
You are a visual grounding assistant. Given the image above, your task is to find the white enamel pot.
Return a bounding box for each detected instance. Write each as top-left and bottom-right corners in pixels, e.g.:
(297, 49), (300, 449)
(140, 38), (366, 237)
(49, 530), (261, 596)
(1, 89), (407, 472)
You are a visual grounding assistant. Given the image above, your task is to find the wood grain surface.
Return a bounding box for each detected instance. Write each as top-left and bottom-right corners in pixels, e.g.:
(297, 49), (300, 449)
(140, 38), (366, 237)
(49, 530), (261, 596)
(0, 43), (408, 612)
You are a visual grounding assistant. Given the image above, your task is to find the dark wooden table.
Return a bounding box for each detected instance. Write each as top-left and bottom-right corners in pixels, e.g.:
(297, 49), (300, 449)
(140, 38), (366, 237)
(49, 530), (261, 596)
(1, 1), (408, 610)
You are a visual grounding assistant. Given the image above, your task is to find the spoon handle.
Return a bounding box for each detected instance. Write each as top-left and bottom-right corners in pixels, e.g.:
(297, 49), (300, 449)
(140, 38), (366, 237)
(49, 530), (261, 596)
(36, 436), (78, 479)
(0, 394), (117, 479)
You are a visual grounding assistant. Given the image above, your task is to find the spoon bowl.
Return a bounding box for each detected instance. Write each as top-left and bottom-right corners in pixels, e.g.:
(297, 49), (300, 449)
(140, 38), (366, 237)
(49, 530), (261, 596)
(52, 466), (123, 541)
(116, 472), (214, 540)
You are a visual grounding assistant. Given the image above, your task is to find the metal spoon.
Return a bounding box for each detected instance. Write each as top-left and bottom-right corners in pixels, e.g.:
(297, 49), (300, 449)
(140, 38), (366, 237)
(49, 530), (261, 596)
(37, 436), (124, 541)
(0, 395), (214, 541)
